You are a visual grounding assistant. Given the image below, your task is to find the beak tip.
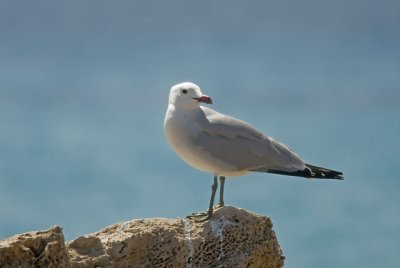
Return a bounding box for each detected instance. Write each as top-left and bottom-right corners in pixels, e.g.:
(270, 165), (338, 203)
(204, 95), (213, 104)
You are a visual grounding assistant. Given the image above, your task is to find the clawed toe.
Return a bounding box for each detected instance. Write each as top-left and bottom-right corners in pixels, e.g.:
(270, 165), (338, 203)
(186, 214), (211, 222)
(186, 211), (213, 222)
(214, 202), (224, 209)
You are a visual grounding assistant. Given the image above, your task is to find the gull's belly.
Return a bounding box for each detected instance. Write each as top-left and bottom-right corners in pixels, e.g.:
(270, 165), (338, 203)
(164, 121), (247, 177)
(174, 140), (248, 177)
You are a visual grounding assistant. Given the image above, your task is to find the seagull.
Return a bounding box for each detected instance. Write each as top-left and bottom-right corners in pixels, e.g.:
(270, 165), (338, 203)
(164, 82), (343, 221)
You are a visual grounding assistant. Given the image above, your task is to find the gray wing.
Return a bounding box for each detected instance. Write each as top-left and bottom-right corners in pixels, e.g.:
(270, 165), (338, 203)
(194, 107), (306, 172)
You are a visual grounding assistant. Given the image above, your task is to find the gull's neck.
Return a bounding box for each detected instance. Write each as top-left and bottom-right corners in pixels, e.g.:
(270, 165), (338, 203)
(166, 103), (206, 124)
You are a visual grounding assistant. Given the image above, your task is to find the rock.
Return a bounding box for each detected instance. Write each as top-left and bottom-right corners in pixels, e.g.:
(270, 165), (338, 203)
(0, 206), (284, 268)
(0, 225), (70, 268)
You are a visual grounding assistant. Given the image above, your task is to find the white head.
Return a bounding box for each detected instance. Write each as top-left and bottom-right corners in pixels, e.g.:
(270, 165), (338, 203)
(168, 82), (212, 109)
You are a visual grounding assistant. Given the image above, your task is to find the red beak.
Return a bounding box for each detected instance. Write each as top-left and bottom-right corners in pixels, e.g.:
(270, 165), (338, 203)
(193, 95), (213, 104)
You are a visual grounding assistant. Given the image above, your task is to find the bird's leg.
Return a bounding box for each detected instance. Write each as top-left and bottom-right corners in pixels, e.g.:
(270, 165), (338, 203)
(187, 175), (218, 222)
(205, 175), (218, 218)
(215, 176), (225, 209)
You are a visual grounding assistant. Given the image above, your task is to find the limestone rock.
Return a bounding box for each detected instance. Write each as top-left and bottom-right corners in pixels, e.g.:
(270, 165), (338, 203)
(0, 225), (70, 268)
(0, 206), (284, 268)
(67, 206), (284, 268)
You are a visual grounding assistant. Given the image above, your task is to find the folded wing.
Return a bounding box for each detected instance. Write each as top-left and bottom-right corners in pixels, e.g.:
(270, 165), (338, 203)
(192, 107), (307, 173)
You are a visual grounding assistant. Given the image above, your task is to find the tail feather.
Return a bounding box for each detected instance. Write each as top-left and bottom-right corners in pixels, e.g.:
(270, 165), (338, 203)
(266, 164), (343, 180)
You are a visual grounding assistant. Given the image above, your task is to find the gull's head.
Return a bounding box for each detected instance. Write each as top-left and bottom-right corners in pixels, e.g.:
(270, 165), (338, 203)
(169, 82), (212, 109)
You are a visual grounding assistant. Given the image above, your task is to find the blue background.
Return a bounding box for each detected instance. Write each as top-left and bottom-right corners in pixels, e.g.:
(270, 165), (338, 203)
(1, 0), (399, 267)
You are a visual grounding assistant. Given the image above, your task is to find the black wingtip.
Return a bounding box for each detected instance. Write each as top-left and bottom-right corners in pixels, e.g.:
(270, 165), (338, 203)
(318, 174), (344, 180)
(306, 164), (344, 180)
(266, 165), (344, 180)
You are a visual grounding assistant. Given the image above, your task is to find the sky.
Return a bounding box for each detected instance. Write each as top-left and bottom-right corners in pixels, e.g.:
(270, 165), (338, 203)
(1, 1), (400, 267)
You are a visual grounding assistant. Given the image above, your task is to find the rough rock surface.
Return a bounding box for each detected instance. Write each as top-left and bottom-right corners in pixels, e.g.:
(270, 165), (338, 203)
(0, 225), (70, 268)
(0, 206), (284, 268)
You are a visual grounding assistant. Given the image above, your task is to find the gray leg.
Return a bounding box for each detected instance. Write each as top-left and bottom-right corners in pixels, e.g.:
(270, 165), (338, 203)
(216, 176), (225, 208)
(187, 175), (218, 222)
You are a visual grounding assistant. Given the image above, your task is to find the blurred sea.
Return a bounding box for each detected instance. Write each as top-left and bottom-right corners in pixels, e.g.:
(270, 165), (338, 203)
(1, 1), (399, 267)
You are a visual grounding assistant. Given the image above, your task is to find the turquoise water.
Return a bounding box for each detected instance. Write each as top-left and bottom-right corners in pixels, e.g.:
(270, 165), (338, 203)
(1, 1), (399, 267)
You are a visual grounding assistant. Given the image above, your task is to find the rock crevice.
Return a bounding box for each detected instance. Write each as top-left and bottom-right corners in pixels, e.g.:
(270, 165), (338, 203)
(0, 206), (284, 268)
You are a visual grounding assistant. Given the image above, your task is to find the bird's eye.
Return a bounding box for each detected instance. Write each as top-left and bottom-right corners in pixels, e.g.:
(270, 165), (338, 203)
(182, 89), (188, 94)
